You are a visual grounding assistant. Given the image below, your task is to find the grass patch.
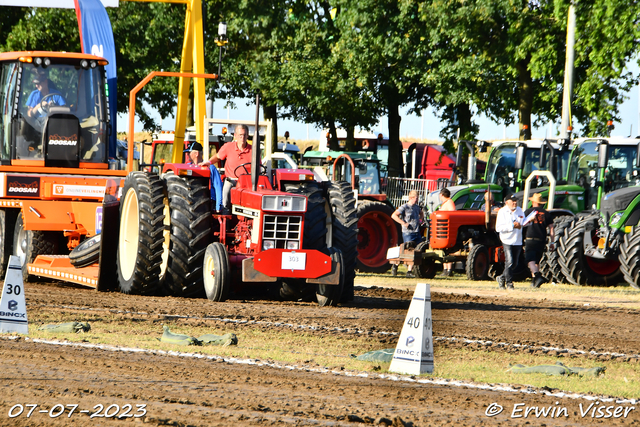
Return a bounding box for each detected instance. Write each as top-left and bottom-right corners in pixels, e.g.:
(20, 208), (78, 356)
(355, 268), (640, 309)
(12, 313), (640, 400)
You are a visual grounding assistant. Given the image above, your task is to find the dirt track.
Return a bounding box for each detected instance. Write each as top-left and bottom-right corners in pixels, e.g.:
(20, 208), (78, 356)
(1, 279), (639, 426)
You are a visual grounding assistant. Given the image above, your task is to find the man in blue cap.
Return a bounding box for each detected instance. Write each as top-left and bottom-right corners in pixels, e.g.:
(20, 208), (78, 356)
(184, 141), (203, 165)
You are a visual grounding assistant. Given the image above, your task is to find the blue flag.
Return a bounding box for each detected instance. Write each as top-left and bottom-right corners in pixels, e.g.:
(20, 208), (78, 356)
(74, 0), (117, 159)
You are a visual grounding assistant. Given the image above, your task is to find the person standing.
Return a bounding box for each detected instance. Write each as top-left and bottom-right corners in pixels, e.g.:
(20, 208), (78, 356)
(523, 193), (554, 288)
(439, 188), (456, 277)
(391, 190), (423, 278)
(199, 124), (252, 213)
(495, 194), (525, 290)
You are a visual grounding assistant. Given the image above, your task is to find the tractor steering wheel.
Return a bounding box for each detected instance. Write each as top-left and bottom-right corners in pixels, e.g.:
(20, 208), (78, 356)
(233, 162), (267, 177)
(39, 93), (62, 115)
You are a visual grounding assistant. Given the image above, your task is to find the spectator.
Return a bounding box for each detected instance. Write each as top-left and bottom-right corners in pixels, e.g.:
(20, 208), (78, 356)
(184, 141), (203, 165)
(495, 194), (525, 290)
(391, 190), (423, 278)
(439, 188), (456, 277)
(524, 193), (554, 288)
(480, 191), (502, 212)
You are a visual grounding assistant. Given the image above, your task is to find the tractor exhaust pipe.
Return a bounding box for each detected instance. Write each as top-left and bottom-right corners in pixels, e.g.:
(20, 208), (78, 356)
(560, 4), (576, 139)
(252, 94), (260, 192)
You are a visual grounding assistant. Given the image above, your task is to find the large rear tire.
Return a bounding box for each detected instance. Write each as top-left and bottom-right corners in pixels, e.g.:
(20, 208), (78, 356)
(316, 248), (344, 307)
(116, 172), (166, 295)
(466, 244), (489, 280)
(356, 201), (400, 273)
(13, 214), (57, 282)
(619, 226), (640, 289)
(203, 242), (231, 301)
(161, 175), (213, 298)
(326, 181), (359, 302)
(539, 215), (573, 283)
(279, 182), (328, 302)
(559, 213), (623, 286)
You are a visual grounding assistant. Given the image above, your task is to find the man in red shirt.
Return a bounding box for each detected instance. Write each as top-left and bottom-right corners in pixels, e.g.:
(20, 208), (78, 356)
(199, 124), (252, 212)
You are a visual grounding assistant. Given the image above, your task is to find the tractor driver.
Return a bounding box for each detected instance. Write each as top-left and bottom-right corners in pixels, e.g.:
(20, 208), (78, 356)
(26, 69), (66, 128)
(199, 124), (252, 214)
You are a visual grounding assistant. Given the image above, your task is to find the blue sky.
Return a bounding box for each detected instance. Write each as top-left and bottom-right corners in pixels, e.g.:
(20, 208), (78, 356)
(119, 62), (640, 142)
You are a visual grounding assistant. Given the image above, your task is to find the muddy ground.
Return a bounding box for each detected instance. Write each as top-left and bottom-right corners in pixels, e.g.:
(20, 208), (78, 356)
(1, 278), (639, 427)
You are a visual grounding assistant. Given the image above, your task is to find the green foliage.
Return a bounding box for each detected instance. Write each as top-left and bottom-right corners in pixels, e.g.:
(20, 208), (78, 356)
(1, 0), (638, 139)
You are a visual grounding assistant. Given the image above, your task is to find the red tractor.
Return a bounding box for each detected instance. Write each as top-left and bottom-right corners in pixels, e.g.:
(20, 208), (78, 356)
(389, 208), (503, 280)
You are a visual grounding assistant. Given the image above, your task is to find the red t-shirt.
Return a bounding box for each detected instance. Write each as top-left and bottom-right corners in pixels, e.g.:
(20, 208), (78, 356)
(217, 142), (252, 179)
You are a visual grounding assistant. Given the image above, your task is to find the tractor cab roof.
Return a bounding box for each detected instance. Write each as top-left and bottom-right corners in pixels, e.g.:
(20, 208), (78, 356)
(0, 51), (108, 64)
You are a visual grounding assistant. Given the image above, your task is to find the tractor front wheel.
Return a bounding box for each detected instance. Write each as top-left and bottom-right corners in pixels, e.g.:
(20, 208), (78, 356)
(0, 209), (17, 279)
(316, 248), (344, 307)
(13, 214), (57, 282)
(559, 213), (623, 286)
(414, 242), (438, 279)
(539, 215), (573, 284)
(619, 226), (640, 289)
(203, 242), (231, 301)
(69, 234), (101, 268)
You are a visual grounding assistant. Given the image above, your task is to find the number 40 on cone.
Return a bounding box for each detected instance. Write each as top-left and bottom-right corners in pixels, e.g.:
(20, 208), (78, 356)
(389, 283), (434, 375)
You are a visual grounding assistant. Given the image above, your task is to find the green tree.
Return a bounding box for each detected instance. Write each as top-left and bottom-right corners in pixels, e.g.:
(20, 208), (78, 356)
(332, 0), (430, 177)
(415, 0), (639, 142)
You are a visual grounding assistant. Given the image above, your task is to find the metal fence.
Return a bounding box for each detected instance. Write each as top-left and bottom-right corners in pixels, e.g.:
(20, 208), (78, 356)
(385, 177), (450, 208)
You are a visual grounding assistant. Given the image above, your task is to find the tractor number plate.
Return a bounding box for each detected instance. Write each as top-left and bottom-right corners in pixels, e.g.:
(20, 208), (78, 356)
(282, 252), (306, 270)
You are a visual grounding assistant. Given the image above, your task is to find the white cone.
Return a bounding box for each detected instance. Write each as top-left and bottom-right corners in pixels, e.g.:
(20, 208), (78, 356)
(389, 282), (433, 375)
(0, 256), (28, 334)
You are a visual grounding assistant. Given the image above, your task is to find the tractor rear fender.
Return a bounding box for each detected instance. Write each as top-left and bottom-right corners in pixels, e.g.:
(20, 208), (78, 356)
(161, 163), (211, 178)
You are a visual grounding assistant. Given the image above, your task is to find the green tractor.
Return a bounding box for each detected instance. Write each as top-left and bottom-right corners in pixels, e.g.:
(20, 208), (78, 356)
(557, 137), (640, 287)
(425, 138), (575, 212)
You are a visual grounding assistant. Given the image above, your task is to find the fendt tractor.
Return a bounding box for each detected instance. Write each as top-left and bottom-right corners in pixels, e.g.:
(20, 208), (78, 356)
(557, 137), (640, 288)
(0, 51), (357, 306)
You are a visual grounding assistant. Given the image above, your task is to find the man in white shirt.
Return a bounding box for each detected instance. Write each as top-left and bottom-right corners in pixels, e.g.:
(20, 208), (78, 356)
(495, 194), (525, 289)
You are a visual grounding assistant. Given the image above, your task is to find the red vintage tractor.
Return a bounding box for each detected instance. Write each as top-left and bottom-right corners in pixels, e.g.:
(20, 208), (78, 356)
(388, 209), (503, 280)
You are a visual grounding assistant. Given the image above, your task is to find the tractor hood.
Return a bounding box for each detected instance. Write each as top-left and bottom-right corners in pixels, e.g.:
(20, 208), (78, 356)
(601, 185), (640, 218)
(425, 184), (501, 212)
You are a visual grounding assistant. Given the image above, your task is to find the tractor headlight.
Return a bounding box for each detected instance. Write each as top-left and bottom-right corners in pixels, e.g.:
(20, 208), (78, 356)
(286, 241), (299, 250)
(262, 240), (275, 250)
(610, 212), (623, 226)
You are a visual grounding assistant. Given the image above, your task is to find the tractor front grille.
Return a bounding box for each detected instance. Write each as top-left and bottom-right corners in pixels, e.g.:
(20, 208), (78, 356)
(262, 215), (302, 248)
(434, 219), (449, 240)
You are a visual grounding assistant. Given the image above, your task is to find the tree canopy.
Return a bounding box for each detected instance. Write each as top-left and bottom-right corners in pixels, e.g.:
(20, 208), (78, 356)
(1, 0), (639, 175)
